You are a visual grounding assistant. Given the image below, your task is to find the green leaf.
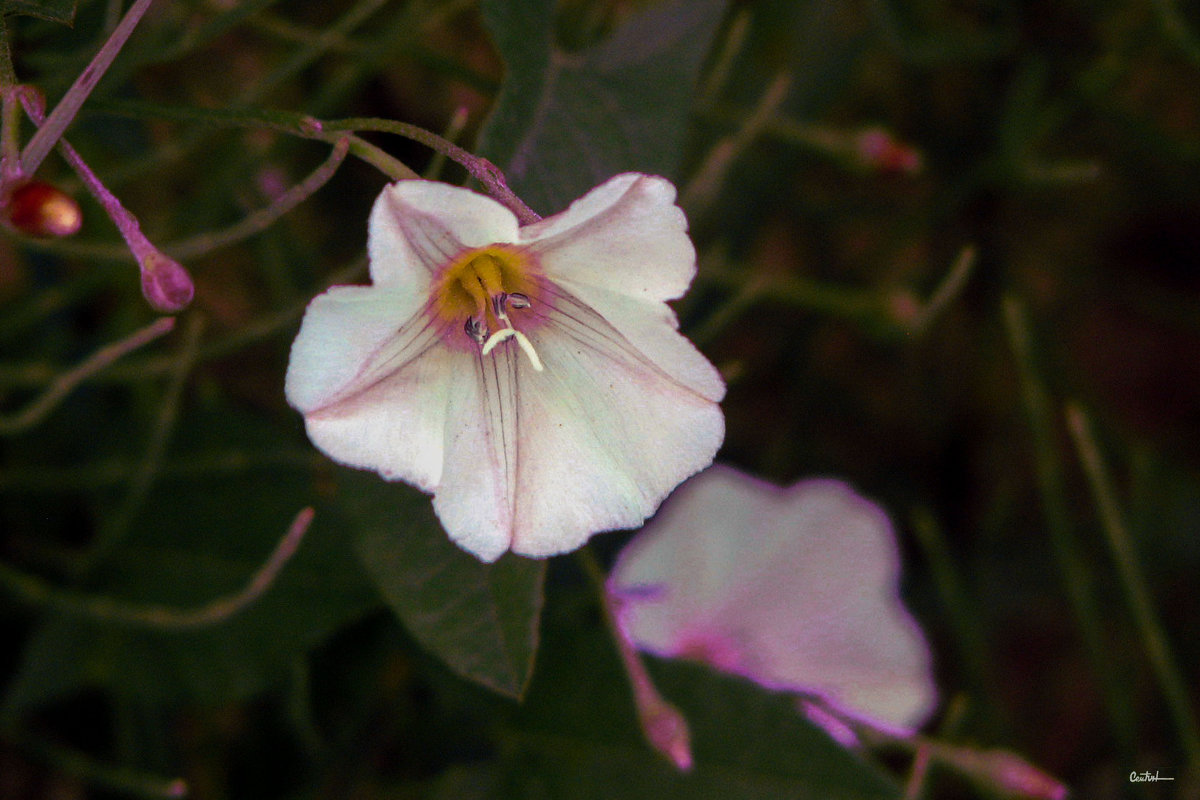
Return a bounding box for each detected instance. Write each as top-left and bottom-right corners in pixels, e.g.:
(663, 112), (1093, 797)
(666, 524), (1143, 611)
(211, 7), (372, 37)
(502, 607), (901, 799)
(2, 0), (75, 24)
(342, 469), (545, 699)
(2, 408), (378, 715)
(477, 0), (728, 215)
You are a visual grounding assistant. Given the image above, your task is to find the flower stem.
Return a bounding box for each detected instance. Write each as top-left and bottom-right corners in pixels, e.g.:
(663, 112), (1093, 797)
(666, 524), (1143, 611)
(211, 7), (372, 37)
(0, 317), (174, 436)
(324, 116), (541, 223)
(0, 16), (23, 184)
(82, 314), (203, 574)
(1065, 402), (1200, 767)
(1, 728), (187, 799)
(169, 136), (350, 260)
(682, 70), (792, 216)
(0, 507), (313, 628)
(905, 245), (977, 337)
(18, 88), (194, 311)
(1001, 295), (1137, 760)
(576, 546), (693, 771)
(19, 0), (158, 177)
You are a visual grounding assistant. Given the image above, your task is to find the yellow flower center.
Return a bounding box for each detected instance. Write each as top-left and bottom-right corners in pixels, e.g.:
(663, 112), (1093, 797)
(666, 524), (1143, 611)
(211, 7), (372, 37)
(434, 244), (543, 370)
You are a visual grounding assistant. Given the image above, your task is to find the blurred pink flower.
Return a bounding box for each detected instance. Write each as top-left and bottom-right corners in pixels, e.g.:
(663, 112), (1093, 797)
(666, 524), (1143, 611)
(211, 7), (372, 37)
(610, 465), (937, 736)
(286, 174), (724, 561)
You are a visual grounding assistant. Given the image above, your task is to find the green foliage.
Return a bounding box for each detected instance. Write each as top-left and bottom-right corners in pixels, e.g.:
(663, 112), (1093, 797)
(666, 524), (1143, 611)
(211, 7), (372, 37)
(477, 0), (728, 214)
(1, 0), (74, 25)
(3, 409), (378, 713)
(498, 605), (901, 799)
(344, 470), (545, 699)
(1, 0), (1199, 796)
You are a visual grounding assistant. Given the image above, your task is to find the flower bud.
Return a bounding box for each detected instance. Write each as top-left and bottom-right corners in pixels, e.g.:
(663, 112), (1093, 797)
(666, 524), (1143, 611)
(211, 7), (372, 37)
(139, 250), (195, 313)
(854, 128), (923, 175)
(2, 180), (83, 237)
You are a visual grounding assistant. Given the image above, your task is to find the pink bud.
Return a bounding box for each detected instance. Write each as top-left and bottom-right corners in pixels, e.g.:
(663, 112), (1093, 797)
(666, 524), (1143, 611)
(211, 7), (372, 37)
(984, 751), (1069, 800)
(139, 251), (195, 313)
(642, 701), (693, 772)
(855, 128), (923, 175)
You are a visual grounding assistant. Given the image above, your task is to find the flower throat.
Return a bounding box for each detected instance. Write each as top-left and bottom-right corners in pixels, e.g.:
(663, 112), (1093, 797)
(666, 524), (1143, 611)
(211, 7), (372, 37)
(434, 245), (543, 371)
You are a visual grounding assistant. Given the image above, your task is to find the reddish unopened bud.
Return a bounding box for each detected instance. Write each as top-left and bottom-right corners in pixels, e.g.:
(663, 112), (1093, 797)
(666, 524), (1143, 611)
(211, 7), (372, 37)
(642, 699), (693, 772)
(854, 128), (923, 175)
(2, 180), (82, 237)
(946, 747), (1069, 800)
(983, 751), (1069, 800)
(140, 251), (195, 313)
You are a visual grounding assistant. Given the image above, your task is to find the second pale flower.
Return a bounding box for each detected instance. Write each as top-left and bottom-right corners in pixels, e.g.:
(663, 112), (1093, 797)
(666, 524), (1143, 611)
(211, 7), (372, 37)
(286, 174), (725, 561)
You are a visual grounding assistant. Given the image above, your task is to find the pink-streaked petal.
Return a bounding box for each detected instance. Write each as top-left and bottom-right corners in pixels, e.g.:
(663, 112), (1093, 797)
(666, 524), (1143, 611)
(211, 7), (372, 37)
(522, 173), (695, 304)
(502, 301), (724, 558)
(431, 347), (519, 562)
(545, 280), (725, 402)
(368, 180), (521, 287)
(285, 285), (425, 412)
(610, 465), (938, 732)
(301, 333), (454, 493)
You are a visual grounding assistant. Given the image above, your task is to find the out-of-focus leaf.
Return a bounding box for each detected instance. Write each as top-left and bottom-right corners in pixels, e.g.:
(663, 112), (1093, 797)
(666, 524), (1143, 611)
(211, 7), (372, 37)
(343, 470), (545, 699)
(2, 0), (75, 24)
(477, 0), (728, 215)
(501, 605), (901, 799)
(2, 408), (378, 714)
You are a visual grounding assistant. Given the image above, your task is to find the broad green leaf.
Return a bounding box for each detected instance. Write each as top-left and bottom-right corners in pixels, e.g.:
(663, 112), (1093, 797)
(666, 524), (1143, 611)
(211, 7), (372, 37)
(477, 0), (728, 215)
(343, 470), (545, 699)
(2, 0), (75, 24)
(2, 408), (378, 714)
(502, 606), (901, 799)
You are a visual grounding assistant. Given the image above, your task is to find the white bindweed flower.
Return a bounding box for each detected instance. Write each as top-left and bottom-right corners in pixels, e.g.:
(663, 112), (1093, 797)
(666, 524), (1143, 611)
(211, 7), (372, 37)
(286, 174), (725, 562)
(609, 465), (937, 737)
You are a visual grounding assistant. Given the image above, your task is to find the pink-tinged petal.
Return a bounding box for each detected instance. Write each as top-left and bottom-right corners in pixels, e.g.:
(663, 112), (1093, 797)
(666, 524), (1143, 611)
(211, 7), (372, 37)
(368, 180), (521, 287)
(285, 285), (424, 412)
(287, 286), (457, 491)
(432, 348), (520, 562)
(505, 293), (724, 557)
(547, 280), (725, 402)
(300, 348), (452, 494)
(610, 465), (938, 733)
(522, 173), (695, 304)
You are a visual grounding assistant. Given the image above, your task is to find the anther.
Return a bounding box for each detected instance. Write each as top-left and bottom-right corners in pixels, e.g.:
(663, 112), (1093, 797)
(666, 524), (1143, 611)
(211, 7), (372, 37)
(491, 293), (508, 317)
(507, 293), (531, 309)
(464, 316), (488, 344)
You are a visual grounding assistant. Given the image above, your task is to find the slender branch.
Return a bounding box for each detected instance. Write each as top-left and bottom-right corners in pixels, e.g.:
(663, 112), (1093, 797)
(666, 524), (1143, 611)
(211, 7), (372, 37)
(576, 547), (692, 771)
(422, 106), (469, 180)
(0, 255), (367, 390)
(323, 117), (541, 223)
(682, 71), (792, 215)
(696, 7), (752, 108)
(20, 0), (158, 176)
(84, 314), (204, 571)
(804, 694), (1068, 800)
(1001, 295), (1136, 759)
(19, 87), (193, 311)
(0, 507), (315, 629)
(1, 728), (187, 799)
(169, 136), (350, 260)
(0, 317), (174, 435)
(1065, 403), (1200, 766)
(906, 245), (977, 337)
(0, 16), (23, 185)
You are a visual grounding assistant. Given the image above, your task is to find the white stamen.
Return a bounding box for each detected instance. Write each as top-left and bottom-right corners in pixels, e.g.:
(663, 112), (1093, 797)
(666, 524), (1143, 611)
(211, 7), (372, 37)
(512, 329), (544, 371)
(481, 327), (515, 355)
(481, 325), (544, 371)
